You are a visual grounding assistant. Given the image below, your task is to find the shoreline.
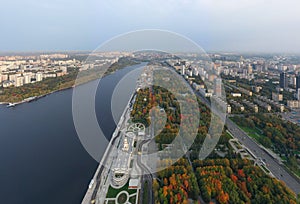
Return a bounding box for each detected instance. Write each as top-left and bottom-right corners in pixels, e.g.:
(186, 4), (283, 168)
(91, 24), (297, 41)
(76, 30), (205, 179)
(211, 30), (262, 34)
(0, 86), (75, 107)
(1, 62), (144, 107)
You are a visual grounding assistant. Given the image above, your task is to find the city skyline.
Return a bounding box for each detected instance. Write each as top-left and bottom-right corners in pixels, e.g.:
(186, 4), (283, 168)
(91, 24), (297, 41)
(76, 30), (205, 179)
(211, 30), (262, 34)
(1, 1), (300, 203)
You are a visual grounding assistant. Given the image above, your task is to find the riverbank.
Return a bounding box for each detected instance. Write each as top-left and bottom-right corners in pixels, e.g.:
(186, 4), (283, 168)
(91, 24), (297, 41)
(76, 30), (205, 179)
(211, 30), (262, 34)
(2, 87), (73, 107)
(0, 58), (140, 105)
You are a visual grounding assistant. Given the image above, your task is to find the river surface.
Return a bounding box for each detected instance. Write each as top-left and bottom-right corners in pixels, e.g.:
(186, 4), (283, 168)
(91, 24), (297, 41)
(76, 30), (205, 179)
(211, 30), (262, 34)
(0, 63), (145, 204)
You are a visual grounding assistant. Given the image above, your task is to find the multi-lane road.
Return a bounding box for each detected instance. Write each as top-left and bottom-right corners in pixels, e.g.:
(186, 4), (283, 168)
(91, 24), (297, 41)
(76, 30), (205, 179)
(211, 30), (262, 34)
(137, 139), (153, 204)
(226, 119), (300, 195)
(194, 87), (300, 195)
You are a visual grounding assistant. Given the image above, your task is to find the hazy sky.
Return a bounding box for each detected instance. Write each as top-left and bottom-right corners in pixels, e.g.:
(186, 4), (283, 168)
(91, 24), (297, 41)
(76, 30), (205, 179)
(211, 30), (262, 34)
(1, 0), (300, 53)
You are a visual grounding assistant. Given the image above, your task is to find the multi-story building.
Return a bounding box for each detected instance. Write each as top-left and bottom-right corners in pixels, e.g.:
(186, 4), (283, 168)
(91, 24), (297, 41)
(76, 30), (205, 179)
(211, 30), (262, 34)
(24, 74), (32, 84)
(229, 100), (245, 112)
(295, 75), (300, 100)
(238, 87), (253, 96)
(9, 73), (21, 82)
(60, 66), (68, 75)
(247, 64), (253, 74)
(192, 82), (201, 91)
(3, 81), (14, 87)
(36, 73), (43, 82)
(199, 88), (212, 98)
(280, 72), (288, 89)
(192, 68), (199, 76)
(111, 136), (133, 187)
(296, 74), (300, 90)
(231, 93), (242, 97)
(1, 74), (8, 82)
(290, 75), (296, 87)
(272, 92), (283, 102)
(296, 88), (300, 101)
(258, 96), (285, 112)
(15, 76), (24, 87)
(242, 100), (258, 113)
(214, 97), (231, 114)
(181, 65), (185, 75)
(214, 78), (222, 97)
(252, 86), (262, 93)
(254, 99), (272, 112)
(287, 100), (300, 109)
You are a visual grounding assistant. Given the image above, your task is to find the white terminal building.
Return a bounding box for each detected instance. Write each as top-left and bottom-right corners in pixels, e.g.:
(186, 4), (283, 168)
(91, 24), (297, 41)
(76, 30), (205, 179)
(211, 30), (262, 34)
(111, 135), (133, 187)
(111, 122), (145, 188)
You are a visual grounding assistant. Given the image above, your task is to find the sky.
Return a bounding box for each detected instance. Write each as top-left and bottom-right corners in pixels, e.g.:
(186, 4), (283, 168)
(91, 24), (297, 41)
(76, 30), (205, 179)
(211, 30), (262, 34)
(1, 0), (300, 53)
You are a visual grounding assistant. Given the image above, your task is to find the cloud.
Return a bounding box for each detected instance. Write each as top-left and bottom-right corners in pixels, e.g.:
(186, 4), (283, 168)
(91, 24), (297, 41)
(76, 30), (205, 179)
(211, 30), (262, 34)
(0, 0), (300, 52)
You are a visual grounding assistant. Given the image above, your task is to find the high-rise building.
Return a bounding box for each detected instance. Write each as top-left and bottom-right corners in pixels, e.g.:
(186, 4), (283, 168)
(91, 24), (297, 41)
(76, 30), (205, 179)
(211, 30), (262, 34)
(181, 65), (185, 75)
(290, 76), (296, 87)
(36, 73), (43, 82)
(297, 89), (300, 100)
(247, 64), (253, 75)
(1, 74), (8, 82)
(295, 75), (300, 100)
(296, 75), (300, 90)
(15, 76), (24, 87)
(214, 78), (222, 97)
(280, 72), (288, 89)
(193, 68), (199, 76)
(60, 66), (68, 75)
(24, 74), (31, 84)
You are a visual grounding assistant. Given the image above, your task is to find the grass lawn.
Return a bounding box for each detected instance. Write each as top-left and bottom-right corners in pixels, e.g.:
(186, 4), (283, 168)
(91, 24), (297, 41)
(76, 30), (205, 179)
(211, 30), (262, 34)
(106, 181), (137, 198)
(239, 126), (262, 140)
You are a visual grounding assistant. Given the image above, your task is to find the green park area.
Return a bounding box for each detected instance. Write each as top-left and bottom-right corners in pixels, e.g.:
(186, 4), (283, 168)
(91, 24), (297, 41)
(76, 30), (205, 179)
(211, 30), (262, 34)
(230, 114), (300, 178)
(231, 117), (265, 143)
(106, 181), (136, 198)
(105, 181), (137, 204)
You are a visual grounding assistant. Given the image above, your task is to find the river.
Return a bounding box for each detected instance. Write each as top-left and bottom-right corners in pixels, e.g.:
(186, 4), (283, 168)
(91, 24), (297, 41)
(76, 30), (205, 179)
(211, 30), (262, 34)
(0, 63), (145, 204)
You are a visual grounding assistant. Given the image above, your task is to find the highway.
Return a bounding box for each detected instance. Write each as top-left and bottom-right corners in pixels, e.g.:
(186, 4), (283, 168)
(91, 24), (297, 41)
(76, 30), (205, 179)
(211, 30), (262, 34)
(137, 104), (155, 204)
(226, 118), (300, 195)
(137, 139), (153, 204)
(193, 84), (300, 195)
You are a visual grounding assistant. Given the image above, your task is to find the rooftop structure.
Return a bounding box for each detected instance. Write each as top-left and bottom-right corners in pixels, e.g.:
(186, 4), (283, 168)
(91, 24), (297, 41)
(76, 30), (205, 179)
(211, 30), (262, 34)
(254, 98), (272, 112)
(242, 99), (258, 113)
(257, 96), (285, 112)
(280, 72), (288, 89)
(229, 100), (245, 112)
(111, 135), (134, 187)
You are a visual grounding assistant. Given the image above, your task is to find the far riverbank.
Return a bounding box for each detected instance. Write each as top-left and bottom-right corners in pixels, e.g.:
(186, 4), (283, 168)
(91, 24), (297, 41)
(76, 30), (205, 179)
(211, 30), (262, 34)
(0, 58), (140, 105)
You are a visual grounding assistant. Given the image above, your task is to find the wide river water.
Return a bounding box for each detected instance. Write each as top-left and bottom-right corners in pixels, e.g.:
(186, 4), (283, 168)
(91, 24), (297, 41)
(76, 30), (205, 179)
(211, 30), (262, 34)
(0, 63), (145, 204)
